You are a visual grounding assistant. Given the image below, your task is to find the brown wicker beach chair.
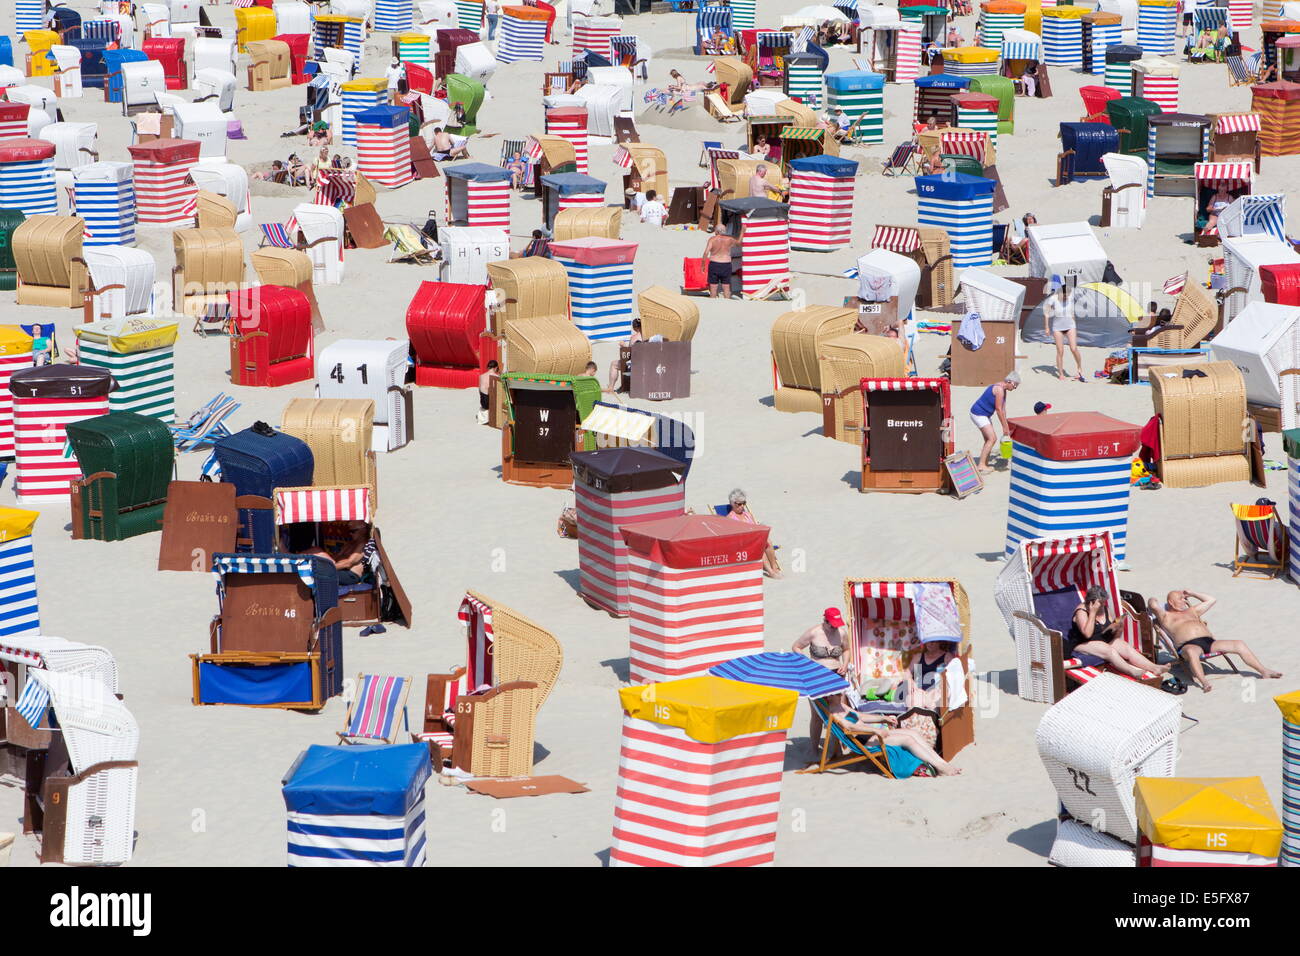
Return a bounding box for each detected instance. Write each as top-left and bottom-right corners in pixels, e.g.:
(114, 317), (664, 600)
(1148, 360), (1252, 488)
(770, 305), (857, 413)
(638, 285), (700, 341)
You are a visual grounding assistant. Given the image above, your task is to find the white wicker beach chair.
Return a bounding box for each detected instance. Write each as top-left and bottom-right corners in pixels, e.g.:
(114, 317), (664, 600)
(28, 670), (139, 865)
(1036, 673), (1181, 847)
(1048, 817), (1136, 867)
(0, 635), (120, 697)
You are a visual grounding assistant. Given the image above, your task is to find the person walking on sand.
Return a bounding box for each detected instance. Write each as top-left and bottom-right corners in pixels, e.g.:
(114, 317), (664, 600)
(970, 371), (1018, 473)
(1044, 282), (1085, 382)
(1148, 589), (1283, 693)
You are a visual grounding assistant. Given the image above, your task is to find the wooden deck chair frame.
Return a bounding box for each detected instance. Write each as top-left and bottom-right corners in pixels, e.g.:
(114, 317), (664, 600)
(338, 673), (412, 744)
(796, 697), (894, 776)
(882, 140), (920, 176)
(1226, 55), (1258, 87)
(999, 228), (1027, 265)
(1230, 503), (1288, 578)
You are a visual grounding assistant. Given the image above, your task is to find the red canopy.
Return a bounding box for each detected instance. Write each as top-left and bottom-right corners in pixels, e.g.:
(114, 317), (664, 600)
(620, 515), (770, 569)
(1008, 411), (1141, 460)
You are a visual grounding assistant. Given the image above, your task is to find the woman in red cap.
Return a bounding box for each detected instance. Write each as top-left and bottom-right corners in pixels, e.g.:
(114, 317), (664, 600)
(793, 608), (849, 750)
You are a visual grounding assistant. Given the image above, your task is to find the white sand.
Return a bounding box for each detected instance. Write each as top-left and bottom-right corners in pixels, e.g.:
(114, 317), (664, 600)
(3, 0), (1298, 867)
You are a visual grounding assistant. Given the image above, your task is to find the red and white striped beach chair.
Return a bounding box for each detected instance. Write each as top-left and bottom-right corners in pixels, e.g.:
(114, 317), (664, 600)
(996, 533), (1161, 703)
(338, 673), (412, 744)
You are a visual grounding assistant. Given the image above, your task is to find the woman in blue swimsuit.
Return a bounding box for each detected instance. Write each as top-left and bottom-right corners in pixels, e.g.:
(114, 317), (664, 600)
(969, 371), (1019, 473)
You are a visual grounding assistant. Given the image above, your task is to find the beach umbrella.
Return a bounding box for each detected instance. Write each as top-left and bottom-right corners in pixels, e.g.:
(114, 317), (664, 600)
(709, 651), (850, 699)
(795, 5), (850, 21)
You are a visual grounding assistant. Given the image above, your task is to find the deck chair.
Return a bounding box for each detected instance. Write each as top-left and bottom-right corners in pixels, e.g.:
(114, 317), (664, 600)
(699, 140), (722, 167)
(1000, 223), (1027, 264)
(1226, 54), (1258, 86)
(1151, 619), (1241, 684)
(338, 674), (412, 744)
(882, 141), (921, 177)
(796, 697), (928, 778)
(1230, 502), (1288, 578)
(170, 393), (240, 451)
(259, 222), (296, 248)
(385, 224), (436, 265)
(1129, 281), (1216, 350)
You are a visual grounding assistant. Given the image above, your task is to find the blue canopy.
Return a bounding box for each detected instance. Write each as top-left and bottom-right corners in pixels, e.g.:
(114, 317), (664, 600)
(790, 154), (859, 178)
(914, 171), (996, 200)
(444, 161), (512, 182)
(283, 744), (431, 816)
(709, 652), (850, 699)
(541, 172), (607, 194)
(914, 73), (971, 91)
(354, 105), (409, 128)
(825, 69), (884, 92)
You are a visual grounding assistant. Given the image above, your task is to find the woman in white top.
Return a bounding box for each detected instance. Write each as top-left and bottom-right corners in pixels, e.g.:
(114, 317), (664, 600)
(1043, 284), (1085, 382)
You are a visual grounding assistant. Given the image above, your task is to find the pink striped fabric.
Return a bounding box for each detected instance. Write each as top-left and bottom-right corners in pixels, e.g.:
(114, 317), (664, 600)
(577, 481), (686, 618)
(1024, 533), (1139, 650)
(740, 216), (790, 297)
(871, 225), (922, 253)
(347, 675), (405, 739)
(610, 716), (787, 866)
(275, 487), (370, 525)
(788, 169), (854, 250)
(0, 350), (35, 459)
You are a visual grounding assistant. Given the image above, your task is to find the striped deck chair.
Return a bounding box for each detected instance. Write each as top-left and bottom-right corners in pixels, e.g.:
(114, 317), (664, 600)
(796, 697), (929, 778)
(259, 222), (296, 248)
(170, 393), (240, 451)
(1150, 617), (1241, 687)
(882, 141), (921, 177)
(1231, 502), (1287, 578)
(1226, 54), (1258, 86)
(500, 137), (534, 189)
(385, 223), (436, 264)
(339, 674), (412, 745)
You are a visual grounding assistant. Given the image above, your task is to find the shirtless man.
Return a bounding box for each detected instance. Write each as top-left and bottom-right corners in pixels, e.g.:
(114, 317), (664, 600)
(1148, 589), (1282, 692)
(702, 231), (738, 298)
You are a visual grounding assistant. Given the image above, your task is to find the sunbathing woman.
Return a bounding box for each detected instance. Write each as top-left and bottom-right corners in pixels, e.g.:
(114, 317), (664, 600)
(1068, 587), (1169, 680)
(836, 708), (964, 775)
(725, 488), (782, 578)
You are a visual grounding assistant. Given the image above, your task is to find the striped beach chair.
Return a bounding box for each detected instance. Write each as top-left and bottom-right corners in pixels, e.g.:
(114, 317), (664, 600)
(170, 393), (240, 451)
(882, 141), (922, 176)
(339, 674), (412, 744)
(1230, 502), (1288, 578)
(259, 222), (296, 248)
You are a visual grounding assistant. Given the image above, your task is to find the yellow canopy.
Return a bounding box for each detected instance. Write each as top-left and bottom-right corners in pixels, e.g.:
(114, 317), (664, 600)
(1135, 776), (1283, 856)
(1082, 281), (1144, 323)
(0, 326), (33, 356)
(1276, 689), (1300, 725)
(0, 506), (39, 542)
(1042, 5), (1088, 19)
(342, 77), (389, 93)
(944, 46), (1000, 63)
(620, 676), (798, 743)
(75, 318), (179, 354)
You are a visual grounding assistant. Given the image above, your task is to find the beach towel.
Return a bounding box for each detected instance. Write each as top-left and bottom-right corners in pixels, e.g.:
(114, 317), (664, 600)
(913, 582), (962, 644)
(957, 311), (985, 351)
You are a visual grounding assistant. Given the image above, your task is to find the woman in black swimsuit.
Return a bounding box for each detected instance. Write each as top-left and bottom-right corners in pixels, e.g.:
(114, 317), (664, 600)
(1068, 587), (1168, 679)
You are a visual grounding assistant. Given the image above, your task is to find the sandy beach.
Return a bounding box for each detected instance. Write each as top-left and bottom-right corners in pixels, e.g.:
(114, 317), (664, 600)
(1, 0), (1297, 867)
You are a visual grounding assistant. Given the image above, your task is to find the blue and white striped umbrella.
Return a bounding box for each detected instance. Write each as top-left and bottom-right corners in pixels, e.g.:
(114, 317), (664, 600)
(710, 651), (850, 699)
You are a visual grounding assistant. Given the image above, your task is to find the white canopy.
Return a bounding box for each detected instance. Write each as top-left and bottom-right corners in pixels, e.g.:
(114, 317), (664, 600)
(194, 36), (237, 76)
(859, 5), (902, 28)
(294, 203), (346, 285)
(1101, 152), (1148, 228)
(1027, 222), (1110, 285)
(1210, 302), (1300, 426)
(84, 246), (158, 318)
(958, 268), (1026, 322)
(40, 122), (98, 172)
(192, 161), (252, 231)
(194, 68), (237, 113)
(586, 66), (634, 112)
(745, 88), (788, 116)
(857, 248), (920, 324)
(1222, 234), (1300, 323)
(274, 0), (315, 34)
(0, 66), (25, 88)
(172, 102), (228, 159)
(794, 5), (851, 21)
(455, 42), (497, 84)
(576, 83), (625, 137)
(121, 60), (167, 109)
(418, 0), (458, 24)
(5, 85), (57, 112)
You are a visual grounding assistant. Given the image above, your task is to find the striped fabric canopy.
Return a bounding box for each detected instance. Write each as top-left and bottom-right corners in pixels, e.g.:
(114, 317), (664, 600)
(1217, 112), (1262, 134)
(314, 169), (356, 207)
(757, 31), (795, 48)
(1193, 5), (1228, 30)
(782, 126), (826, 141)
(1194, 161), (1252, 185)
(707, 147), (740, 188)
(1001, 38), (1041, 60)
(275, 486), (371, 525)
(941, 130), (987, 159)
(709, 651), (850, 699)
(458, 593), (494, 690)
(872, 224), (922, 253)
(1225, 193), (1287, 242)
(862, 377), (946, 391)
(613, 145), (634, 168)
(213, 554), (318, 587)
(850, 580), (917, 621)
